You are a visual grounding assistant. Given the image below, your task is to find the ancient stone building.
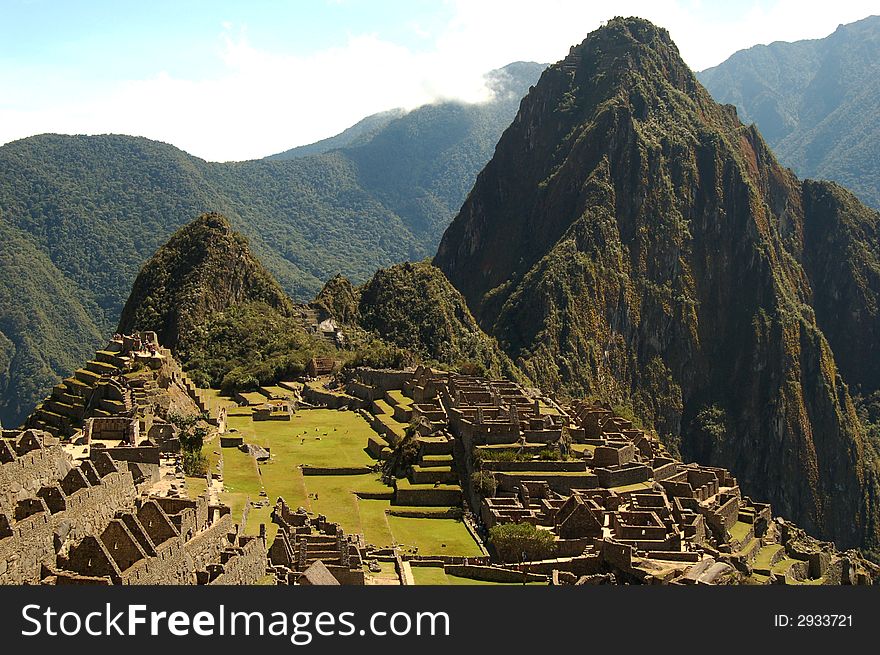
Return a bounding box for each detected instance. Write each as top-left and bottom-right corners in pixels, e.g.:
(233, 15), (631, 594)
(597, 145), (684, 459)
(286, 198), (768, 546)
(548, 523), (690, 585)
(268, 499), (364, 585)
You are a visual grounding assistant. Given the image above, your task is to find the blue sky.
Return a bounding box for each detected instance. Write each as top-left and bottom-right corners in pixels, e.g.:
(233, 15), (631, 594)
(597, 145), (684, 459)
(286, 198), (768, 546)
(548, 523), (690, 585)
(1, 0), (876, 161)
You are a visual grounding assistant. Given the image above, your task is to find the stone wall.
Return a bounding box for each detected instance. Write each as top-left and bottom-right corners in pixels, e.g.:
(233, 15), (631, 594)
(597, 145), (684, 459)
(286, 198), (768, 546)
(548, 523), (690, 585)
(301, 465), (374, 476)
(302, 385), (366, 410)
(395, 485), (462, 506)
(0, 436), (72, 514)
(0, 453), (138, 584)
(481, 460), (587, 472)
(346, 380), (381, 401)
(497, 471), (598, 495)
(443, 564), (547, 583)
(350, 368), (413, 391)
(0, 500), (55, 584)
(595, 463), (650, 488)
(86, 416), (140, 445)
(205, 536), (268, 585)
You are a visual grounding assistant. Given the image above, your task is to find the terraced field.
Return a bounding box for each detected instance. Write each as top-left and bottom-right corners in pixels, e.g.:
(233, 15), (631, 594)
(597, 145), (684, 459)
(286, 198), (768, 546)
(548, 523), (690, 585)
(214, 407), (480, 555)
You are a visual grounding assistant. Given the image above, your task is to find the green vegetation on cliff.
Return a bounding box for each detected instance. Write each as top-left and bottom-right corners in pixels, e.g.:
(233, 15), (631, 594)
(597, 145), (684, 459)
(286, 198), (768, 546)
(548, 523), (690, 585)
(116, 215), (509, 394)
(117, 213), (293, 352)
(115, 213), (410, 392)
(435, 17), (880, 551)
(0, 220), (104, 426)
(318, 261), (523, 381)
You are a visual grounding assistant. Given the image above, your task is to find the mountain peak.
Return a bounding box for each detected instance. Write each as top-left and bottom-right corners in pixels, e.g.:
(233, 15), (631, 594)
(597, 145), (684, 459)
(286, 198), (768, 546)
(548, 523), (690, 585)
(116, 212), (293, 352)
(434, 20), (880, 551)
(558, 17), (693, 91)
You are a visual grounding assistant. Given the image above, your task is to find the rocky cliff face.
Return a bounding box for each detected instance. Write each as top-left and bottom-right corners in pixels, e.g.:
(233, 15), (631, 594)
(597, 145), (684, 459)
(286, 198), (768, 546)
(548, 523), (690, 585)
(435, 17), (880, 551)
(117, 212), (293, 352)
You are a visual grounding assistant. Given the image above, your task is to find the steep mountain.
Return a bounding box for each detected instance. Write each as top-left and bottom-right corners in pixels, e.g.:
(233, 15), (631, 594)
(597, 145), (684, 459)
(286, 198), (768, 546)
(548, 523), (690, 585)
(317, 262), (522, 381)
(698, 15), (880, 209)
(0, 62), (543, 422)
(117, 212), (293, 351)
(435, 17), (880, 551)
(0, 220), (104, 426)
(115, 212), (346, 391)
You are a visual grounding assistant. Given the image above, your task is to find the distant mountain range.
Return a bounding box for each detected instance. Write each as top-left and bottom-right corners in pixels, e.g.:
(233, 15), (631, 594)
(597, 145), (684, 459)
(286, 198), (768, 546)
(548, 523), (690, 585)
(699, 15), (880, 209)
(0, 61), (545, 427)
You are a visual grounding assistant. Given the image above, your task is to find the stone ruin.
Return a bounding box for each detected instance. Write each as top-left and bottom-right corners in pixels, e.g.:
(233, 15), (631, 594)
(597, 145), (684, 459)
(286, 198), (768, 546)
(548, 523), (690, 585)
(343, 366), (878, 585)
(52, 496), (265, 585)
(0, 427), (267, 585)
(267, 498), (364, 585)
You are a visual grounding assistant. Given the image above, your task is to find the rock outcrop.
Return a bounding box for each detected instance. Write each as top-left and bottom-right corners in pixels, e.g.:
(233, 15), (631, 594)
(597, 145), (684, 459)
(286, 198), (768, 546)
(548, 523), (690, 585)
(117, 212), (293, 352)
(435, 17), (880, 551)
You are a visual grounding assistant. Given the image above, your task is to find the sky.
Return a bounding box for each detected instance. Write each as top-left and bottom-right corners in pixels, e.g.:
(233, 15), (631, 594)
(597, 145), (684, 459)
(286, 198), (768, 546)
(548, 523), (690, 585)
(0, 0), (877, 161)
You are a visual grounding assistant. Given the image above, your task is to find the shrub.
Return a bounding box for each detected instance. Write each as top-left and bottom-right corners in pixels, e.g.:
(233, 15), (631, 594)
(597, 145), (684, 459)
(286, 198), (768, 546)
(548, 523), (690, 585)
(471, 471), (497, 497)
(169, 411), (209, 476)
(381, 433), (421, 483)
(182, 451), (208, 476)
(479, 448), (525, 462)
(489, 522), (556, 562)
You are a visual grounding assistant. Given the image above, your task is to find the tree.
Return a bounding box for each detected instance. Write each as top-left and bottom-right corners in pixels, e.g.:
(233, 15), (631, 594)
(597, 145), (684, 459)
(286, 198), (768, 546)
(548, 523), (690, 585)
(471, 471), (497, 497)
(489, 522), (556, 562)
(381, 430), (421, 484)
(169, 411), (209, 476)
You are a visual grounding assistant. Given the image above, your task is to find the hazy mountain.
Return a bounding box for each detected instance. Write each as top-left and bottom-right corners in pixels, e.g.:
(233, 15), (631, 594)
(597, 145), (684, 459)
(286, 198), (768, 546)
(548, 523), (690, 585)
(0, 220), (104, 425)
(435, 17), (880, 551)
(266, 109), (407, 160)
(698, 15), (880, 209)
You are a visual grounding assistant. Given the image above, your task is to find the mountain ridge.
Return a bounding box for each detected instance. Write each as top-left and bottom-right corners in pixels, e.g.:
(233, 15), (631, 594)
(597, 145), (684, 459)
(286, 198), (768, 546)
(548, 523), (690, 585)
(0, 61), (544, 426)
(698, 15), (880, 209)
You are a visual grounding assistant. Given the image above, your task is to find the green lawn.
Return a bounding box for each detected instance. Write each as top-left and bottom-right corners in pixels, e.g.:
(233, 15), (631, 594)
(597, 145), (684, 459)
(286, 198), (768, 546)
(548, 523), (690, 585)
(261, 385), (296, 397)
(753, 544), (785, 570)
(186, 476), (208, 499)
(216, 445), (275, 538)
(607, 481), (655, 494)
(537, 400), (561, 416)
(228, 409), (377, 469)
(356, 499), (396, 547)
(376, 413), (407, 439)
(239, 391), (268, 406)
(198, 388), (238, 413)
(728, 521), (752, 543)
(410, 567), (545, 586)
(217, 408), (482, 554)
(219, 445), (263, 517)
(771, 557), (800, 576)
(386, 390), (413, 407)
(386, 516), (482, 556)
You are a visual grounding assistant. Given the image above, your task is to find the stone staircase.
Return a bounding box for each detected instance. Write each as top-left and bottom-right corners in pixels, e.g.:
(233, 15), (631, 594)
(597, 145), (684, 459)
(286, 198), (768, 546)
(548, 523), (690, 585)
(27, 347), (129, 438)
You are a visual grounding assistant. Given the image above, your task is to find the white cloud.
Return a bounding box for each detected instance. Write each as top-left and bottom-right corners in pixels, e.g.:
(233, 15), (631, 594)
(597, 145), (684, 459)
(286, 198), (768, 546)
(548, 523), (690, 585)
(0, 1), (876, 161)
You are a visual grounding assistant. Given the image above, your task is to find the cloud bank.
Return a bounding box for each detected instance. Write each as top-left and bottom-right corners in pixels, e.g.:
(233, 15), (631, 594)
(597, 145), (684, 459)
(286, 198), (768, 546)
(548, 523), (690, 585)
(0, 0), (875, 161)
